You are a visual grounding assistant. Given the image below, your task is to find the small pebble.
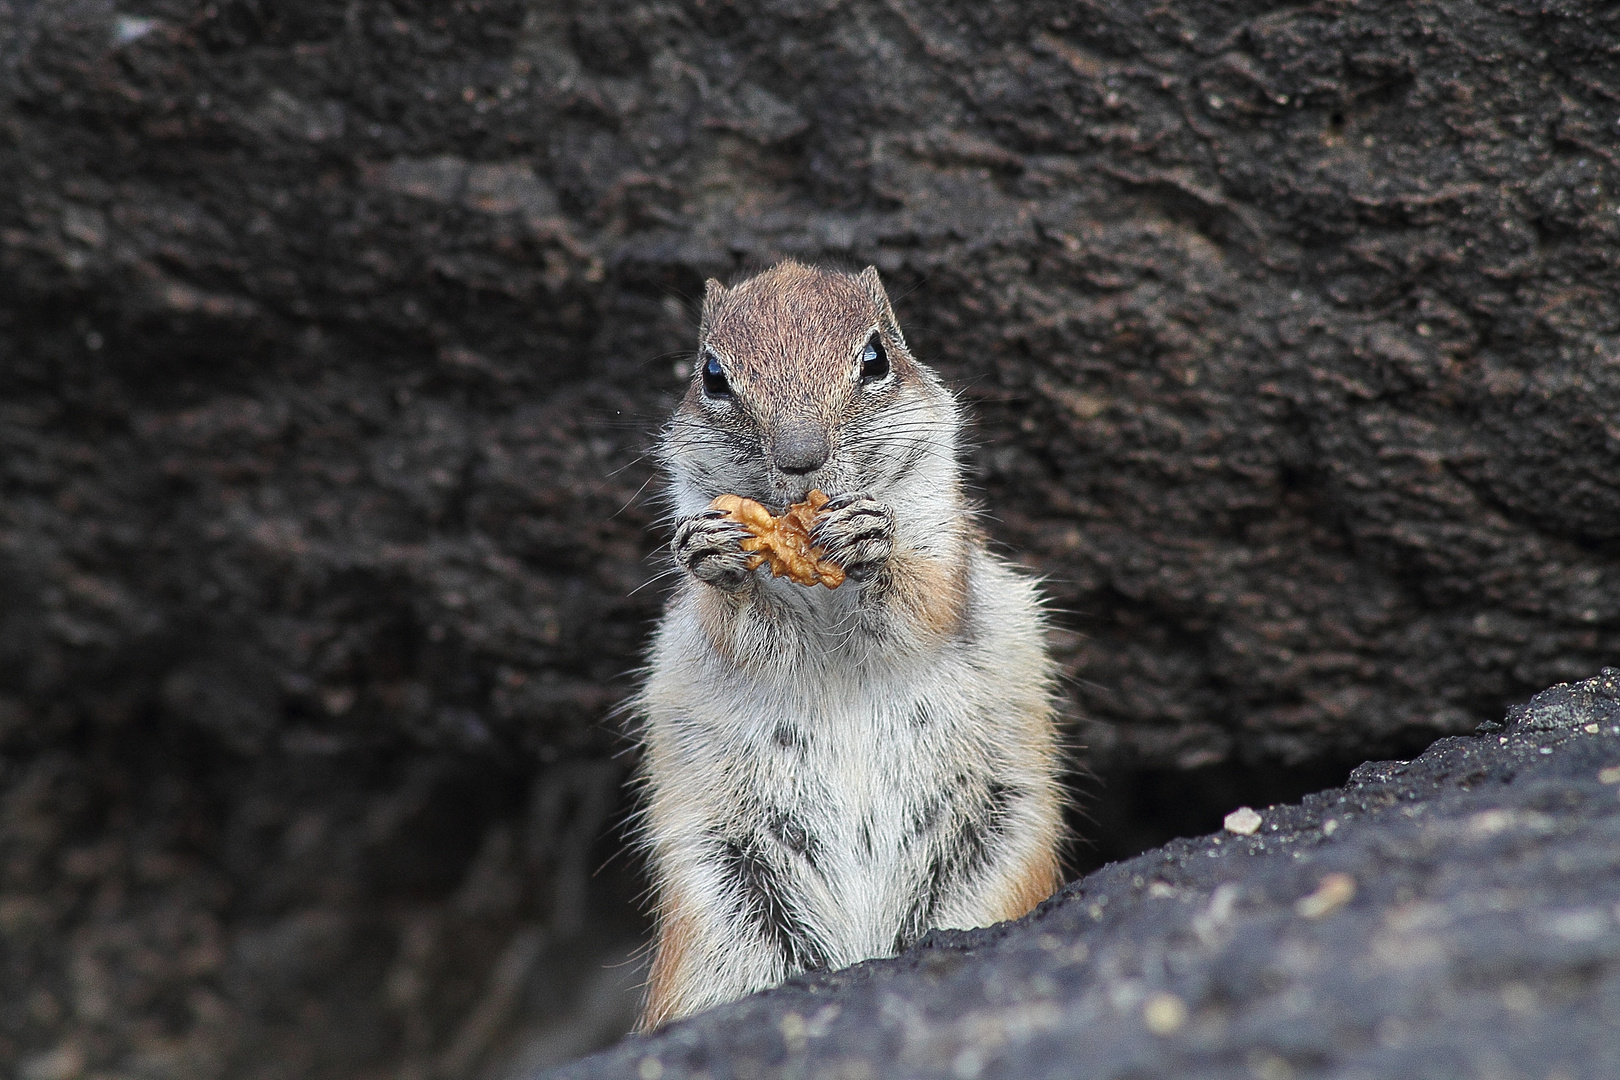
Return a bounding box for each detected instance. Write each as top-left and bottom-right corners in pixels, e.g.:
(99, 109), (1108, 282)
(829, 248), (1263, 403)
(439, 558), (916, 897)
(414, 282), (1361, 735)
(1585, 723), (1600, 734)
(1598, 766), (1620, 784)
(1224, 806), (1263, 835)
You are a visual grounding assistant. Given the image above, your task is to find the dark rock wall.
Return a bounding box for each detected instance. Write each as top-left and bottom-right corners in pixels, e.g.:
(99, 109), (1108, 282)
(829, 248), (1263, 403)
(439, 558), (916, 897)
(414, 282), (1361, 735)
(1, 1), (1617, 1077)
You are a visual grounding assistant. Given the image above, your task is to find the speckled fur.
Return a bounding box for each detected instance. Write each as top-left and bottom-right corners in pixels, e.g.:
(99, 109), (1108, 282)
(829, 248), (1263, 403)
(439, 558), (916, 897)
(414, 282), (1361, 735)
(635, 262), (1064, 1029)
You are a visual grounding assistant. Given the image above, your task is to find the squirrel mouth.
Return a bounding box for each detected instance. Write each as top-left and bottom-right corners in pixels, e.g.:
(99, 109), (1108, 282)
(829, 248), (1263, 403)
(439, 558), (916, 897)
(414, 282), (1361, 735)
(770, 482), (838, 513)
(751, 468), (841, 513)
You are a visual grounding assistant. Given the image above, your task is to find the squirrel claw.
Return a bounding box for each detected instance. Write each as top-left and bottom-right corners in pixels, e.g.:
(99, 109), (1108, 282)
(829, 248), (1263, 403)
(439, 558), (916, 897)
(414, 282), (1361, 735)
(809, 493), (895, 582)
(673, 513), (755, 590)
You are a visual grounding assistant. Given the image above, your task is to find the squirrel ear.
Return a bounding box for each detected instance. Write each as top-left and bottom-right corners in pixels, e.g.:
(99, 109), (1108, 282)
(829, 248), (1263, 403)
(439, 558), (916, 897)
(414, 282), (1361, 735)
(858, 266), (901, 331)
(699, 277), (728, 333)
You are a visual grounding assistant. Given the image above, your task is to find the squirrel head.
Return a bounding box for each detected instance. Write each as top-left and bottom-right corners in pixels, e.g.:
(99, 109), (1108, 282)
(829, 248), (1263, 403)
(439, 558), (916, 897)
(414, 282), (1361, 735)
(662, 261), (960, 515)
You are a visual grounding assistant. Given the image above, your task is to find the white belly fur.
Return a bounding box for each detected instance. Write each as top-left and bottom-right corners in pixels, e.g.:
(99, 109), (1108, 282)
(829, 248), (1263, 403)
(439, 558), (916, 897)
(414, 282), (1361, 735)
(639, 548), (1059, 1003)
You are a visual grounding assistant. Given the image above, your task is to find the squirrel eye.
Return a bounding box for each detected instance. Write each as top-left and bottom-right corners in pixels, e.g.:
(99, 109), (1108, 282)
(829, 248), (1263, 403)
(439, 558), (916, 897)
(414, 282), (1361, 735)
(860, 335), (889, 383)
(700, 351), (732, 399)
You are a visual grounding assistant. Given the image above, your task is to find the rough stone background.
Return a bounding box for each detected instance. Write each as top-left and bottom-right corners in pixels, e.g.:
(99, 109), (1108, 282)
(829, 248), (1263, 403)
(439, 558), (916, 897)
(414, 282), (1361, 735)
(552, 673), (1620, 1080)
(2, 1), (1618, 1078)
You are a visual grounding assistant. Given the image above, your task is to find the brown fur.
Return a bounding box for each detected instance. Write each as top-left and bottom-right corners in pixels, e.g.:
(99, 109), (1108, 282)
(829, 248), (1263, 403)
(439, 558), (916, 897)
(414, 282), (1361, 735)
(877, 542), (971, 642)
(989, 842), (1064, 924)
(693, 583), (751, 669)
(640, 894), (699, 1032)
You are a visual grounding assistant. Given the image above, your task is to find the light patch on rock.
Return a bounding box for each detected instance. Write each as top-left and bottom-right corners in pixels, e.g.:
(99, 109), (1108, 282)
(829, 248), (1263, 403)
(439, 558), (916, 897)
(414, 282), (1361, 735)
(112, 15), (159, 46)
(1296, 873), (1356, 919)
(1142, 992), (1187, 1035)
(1540, 909), (1607, 942)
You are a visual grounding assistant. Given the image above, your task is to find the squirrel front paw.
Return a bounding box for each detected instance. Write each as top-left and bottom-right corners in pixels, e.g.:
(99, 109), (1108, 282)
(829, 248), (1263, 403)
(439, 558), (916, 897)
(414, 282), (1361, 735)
(672, 510), (756, 590)
(810, 493), (895, 583)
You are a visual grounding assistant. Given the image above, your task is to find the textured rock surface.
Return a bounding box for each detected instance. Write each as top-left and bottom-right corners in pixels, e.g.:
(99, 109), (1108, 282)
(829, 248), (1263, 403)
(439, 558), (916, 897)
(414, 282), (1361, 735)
(551, 672), (1620, 1080)
(3, 1), (1620, 1077)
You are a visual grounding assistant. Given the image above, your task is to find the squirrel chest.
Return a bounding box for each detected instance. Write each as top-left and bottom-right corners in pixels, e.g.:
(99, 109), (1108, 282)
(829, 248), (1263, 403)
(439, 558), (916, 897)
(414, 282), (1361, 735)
(635, 261), (1064, 1028)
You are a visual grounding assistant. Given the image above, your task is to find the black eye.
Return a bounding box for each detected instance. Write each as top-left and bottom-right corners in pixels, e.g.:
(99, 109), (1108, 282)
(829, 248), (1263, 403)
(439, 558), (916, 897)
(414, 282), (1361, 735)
(860, 335), (889, 383)
(701, 351), (731, 399)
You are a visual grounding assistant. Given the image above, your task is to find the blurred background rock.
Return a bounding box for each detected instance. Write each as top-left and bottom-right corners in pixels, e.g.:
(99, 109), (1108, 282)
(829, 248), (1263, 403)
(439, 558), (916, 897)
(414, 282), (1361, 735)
(0, 1), (1615, 1077)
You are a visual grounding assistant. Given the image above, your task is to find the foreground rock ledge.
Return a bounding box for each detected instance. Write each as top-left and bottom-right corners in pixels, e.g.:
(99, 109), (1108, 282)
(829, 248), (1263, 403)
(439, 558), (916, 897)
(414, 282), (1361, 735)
(549, 673), (1620, 1080)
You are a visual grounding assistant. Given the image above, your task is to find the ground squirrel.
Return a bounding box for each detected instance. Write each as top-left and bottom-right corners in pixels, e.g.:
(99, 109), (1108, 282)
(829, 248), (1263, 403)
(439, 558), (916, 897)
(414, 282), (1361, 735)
(634, 261), (1064, 1028)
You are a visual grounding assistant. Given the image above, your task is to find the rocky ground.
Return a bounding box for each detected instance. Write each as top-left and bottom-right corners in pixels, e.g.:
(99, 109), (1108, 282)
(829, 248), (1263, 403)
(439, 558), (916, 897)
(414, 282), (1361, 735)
(2, 1), (1619, 1077)
(552, 672), (1620, 1080)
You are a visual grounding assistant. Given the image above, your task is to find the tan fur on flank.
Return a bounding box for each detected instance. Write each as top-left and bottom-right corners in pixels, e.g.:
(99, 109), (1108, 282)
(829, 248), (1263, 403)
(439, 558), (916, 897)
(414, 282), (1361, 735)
(636, 261), (1065, 1029)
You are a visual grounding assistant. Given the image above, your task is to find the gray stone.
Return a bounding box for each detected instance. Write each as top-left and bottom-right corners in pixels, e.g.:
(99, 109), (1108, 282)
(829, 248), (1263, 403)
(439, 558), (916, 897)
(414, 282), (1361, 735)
(551, 672), (1620, 1080)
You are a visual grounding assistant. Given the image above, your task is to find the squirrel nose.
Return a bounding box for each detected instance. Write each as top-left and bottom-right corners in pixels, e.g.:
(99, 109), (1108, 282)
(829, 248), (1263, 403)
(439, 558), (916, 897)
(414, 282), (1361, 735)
(773, 421), (830, 475)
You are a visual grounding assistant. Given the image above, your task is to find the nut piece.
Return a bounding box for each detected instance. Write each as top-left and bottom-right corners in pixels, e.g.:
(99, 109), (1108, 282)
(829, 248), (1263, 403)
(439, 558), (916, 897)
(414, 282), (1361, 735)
(711, 490), (845, 589)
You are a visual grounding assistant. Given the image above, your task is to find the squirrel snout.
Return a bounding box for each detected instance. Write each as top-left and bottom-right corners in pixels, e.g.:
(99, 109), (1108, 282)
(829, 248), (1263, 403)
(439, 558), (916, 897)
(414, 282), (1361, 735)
(772, 421), (830, 475)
